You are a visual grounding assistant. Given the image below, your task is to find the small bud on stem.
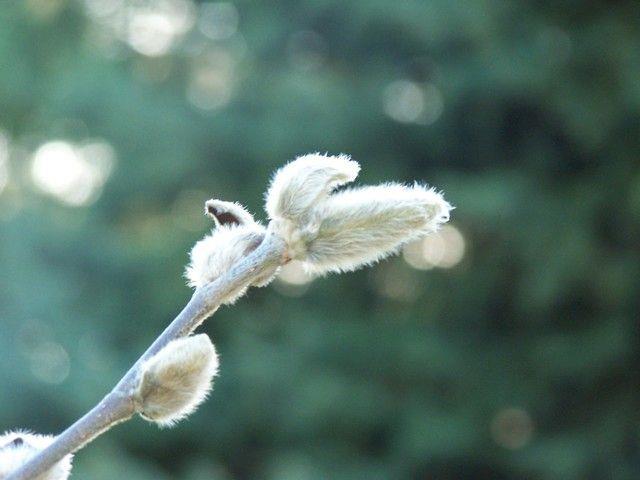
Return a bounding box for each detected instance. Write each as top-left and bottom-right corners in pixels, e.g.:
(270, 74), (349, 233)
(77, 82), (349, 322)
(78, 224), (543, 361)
(136, 334), (219, 427)
(187, 198), (280, 296)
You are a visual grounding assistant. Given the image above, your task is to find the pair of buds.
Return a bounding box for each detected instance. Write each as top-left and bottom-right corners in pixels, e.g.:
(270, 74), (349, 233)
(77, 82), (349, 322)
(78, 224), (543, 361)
(186, 153), (452, 297)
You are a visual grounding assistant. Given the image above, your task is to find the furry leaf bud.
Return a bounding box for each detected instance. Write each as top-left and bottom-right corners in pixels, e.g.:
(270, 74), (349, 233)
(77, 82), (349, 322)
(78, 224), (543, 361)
(302, 183), (451, 274)
(205, 199), (255, 227)
(266, 153), (360, 222)
(266, 154), (453, 274)
(186, 199), (272, 300)
(136, 334), (219, 427)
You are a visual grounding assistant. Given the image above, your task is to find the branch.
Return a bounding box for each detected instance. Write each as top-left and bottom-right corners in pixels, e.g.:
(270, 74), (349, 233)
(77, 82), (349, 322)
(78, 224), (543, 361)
(6, 153), (452, 479)
(6, 231), (286, 480)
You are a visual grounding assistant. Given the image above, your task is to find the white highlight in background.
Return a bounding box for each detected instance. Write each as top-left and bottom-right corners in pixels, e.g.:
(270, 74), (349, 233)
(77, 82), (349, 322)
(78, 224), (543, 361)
(0, 131), (9, 194)
(84, 0), (196, 57)
(403, 224), (465, 270)
(29, 341), (71, 385)
(383, 80), (444, 125)
(198, 2), (239, 40)
(187, 48), (236, 110)
(31, 140), (115, 207)
(274, 260), (313, 297)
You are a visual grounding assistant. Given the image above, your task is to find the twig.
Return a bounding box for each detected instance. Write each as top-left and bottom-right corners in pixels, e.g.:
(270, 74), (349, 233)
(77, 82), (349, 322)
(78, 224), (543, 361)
(7, 231), (286, 480)
(6, 153), (453, 479)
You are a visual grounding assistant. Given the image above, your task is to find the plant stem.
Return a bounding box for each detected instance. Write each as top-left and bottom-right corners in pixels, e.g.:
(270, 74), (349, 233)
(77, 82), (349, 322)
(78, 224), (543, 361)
(7, 231), (286, 480)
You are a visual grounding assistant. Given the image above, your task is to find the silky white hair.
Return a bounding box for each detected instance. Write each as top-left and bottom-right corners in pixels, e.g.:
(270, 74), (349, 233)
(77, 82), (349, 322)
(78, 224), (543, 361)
(265, 154), (453, 274)
(204, 199), (255, 227)
(266, 153), (360, 222)
(136, 334), (219, 427)
(186, 223), (265, 287)
(188, 153), (451, 291)
(303, 183), (451, 274)
(185, 199), (278, 300)
(0, 431), (72, 480)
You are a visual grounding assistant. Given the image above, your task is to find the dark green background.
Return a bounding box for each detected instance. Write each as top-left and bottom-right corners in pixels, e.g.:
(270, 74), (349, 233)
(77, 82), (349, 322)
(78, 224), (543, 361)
(1, 1), (639, 478)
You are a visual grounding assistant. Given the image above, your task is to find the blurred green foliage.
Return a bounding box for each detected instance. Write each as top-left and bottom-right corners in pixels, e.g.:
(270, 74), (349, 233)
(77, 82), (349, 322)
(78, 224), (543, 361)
(1, 0), (639, 479)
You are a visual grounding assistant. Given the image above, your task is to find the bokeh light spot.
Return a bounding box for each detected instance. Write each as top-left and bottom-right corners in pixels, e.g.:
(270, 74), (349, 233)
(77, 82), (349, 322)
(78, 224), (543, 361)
(198, 2), (239, 40)
(31, 140), (115, 207)
(0, 131), (10, 195)
(491, 407), (534, 450)
(17, 319), (70, 385)
(421, 83), (445, 124)
(29, 341), (71, 385)
(383, 80), (443, 125)
(187, 49), (235, 110)
(128, 11), (176, 57)
(274, 260), (313, 297)
(84, 0), (196, 57)
(403, 225), (466, 270)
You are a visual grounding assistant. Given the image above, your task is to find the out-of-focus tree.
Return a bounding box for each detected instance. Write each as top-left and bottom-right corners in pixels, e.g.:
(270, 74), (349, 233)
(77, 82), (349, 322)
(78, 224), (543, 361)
(0, 0), (639, 478)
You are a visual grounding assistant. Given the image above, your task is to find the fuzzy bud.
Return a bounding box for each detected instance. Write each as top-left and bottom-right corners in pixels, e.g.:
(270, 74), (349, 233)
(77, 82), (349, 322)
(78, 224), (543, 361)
(266, 153), (360, 222)
(205, 199), (255, 227)
(302, 183), (451, 274)
(186, 199), (274, 300)
(136, 334), (219, 427)
(0, 431), (72, 480)
(266, 154), (453, 274)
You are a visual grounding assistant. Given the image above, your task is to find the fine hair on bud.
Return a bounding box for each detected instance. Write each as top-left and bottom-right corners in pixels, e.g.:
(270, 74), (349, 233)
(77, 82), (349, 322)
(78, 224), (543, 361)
(0, 431), (72, 480)
(186, 199), (273, 300)
(266, 153), (360, 222)
(136, 334), (219, 427)
(205, 199), (255, 227)
(266, 154), (453, 275)
(302, 183), (452, 274)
